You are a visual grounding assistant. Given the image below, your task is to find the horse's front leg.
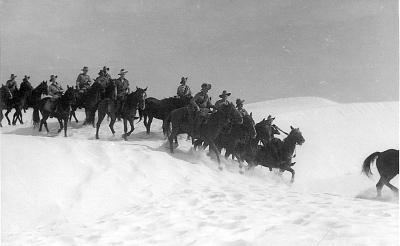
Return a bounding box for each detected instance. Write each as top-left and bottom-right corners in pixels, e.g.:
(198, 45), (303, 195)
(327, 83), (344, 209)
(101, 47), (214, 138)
(122, 118), (128, 140)
(283, 166), (295, 183)
(72, 111), (79, 123)
(57, 118), (63, 133)
(5, 108), (11, 125)
(109, 113), (116, 135)
(64, 117), (68, 137)
(206, 138), (222, 170)
(127, 118), (135, 136)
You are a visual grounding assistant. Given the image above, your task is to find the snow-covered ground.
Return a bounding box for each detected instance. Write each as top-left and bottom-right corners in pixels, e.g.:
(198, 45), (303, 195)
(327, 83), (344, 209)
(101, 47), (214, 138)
(1, 97), (398, 246)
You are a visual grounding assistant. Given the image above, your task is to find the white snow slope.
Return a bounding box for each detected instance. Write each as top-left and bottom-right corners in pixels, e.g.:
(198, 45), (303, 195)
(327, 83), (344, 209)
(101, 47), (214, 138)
(1, 97), (399, 246)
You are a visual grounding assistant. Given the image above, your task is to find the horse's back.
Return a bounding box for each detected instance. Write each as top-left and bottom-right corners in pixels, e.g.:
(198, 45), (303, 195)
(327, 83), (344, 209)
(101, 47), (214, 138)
(377, 149), (399, 176)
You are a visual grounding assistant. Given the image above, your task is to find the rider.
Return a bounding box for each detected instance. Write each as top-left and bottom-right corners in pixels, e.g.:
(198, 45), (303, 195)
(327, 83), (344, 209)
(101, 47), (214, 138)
(76, 66), (92, 93)
(115, 69), (130, 117)
(20, 75), (33, 91)
(214, 90), (231, 110)
(189, 83), (214, 137)
(265, 115), (281, 161)
(95, 67), (113, 99)
(48, 75), (63, 114)
(6, 74), (18, 97)
(177, 77), (191, 99)
(235, 98), (249, 117)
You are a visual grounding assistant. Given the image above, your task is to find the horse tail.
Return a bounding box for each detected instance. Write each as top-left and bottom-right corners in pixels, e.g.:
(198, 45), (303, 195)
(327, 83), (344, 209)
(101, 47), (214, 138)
(362, 152), (380, 177)
(32, 106), (40, 127)
(138, 107), (143, 122)
(163, 113), (172, 137)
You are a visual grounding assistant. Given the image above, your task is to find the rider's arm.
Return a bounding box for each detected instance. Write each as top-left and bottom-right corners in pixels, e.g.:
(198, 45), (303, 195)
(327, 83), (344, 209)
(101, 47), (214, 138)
(76, 75), (80, 88)
(190, 92), (201, 111)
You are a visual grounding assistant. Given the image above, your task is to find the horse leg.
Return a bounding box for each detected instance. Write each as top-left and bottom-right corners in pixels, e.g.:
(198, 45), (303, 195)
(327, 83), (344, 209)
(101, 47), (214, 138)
(95, 109), (106, 139)
(5, 109), (11, 125)
(381, 176), (399, 196)
(206, 138), (222, 170)
(127, 118), (135, 136)
(284, 167), (296, 183)
(63, 118), (68, 137)
(73, 111), (79, 123)
(123, 118), (128, 140)
(169, 133), (176, 153)
(57, 118), (63, 133)
(376, 178), (384, 197)
(41, 115), (50, 133)
(109, 114), (117, 135)
(146, 116), (153, 135)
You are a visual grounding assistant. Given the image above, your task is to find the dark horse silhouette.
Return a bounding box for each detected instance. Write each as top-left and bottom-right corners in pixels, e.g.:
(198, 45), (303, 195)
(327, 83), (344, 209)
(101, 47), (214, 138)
(96, 86), (147, 140)
(166, 103), (243, 170)
(69, 87), (86, 123)
(362, 149), (399, 197)
(10, 81), (48, 125)
(0, 85), (13, 127)
(32, 86), (76, 137)
(82, 82), (104, 126)
(139, 96), (192, 135)
(248, 126), (305, 183)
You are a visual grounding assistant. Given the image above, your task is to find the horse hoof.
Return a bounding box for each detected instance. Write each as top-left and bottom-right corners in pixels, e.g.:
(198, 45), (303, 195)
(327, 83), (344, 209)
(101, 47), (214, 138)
(218, 166), (223, 171)
(239, 170), (244, 175)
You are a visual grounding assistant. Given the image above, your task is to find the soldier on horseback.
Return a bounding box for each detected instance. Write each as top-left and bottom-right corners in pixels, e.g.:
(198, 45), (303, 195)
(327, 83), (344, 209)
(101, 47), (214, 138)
(177, 77), (191, 99)
(48, 75), (63, 114)
(215, 90), (231, 110)
(6, 74), (18, 97)
(189, 83), (214, 137)
(76, 66), (92, 93)
(115, 69), (130, 118)
(20, 75), (33, 91)
(235, 98), (249, 117)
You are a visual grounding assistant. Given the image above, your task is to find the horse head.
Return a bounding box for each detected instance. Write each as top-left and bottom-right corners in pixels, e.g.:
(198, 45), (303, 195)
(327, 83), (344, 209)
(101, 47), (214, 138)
(63, 86), (76, 105)
(135, 86), (147, 110)
(1, 85), (13, 100)
(36, 81), (49, 96)
(288, 126), (305, 145)
(243, 112), (257, 139)
(221, 102), (243, 124)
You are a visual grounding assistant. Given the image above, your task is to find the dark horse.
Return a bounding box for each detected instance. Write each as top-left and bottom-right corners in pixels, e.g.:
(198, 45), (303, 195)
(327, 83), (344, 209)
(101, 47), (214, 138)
(82, 82), (104, 126)
(139, 96), (192, 135)
(10, 81), (48, 125)
(362, 149), (399, 197)
(248, 126), (305, 183)
(32, 86), (76, 137)
(166, 103), (243, 170)
(0, 85), (13, 127)
(96, 86), (147, 140)
(69, 87), (86, 123)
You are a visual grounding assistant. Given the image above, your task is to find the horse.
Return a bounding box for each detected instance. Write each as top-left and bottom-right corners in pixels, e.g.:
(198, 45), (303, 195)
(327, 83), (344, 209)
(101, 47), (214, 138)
(82, 81), (103, 126)
(95, 86), (147, 140)
(248, 126), (305, 183)
(362, 149), (399, 197)
(139, 96), (192, 135)
(11, 81), (48, 125)
(69, 87), (86, 123)
(166, 103), (243, 170)
(0, 85), (13, 127)
(32, 86), (76, 137)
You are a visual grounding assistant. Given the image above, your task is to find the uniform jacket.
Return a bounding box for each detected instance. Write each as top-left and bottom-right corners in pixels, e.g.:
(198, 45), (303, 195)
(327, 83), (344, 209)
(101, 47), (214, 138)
(76, 73), (92, 89)
(6, 79), (17, 92)
(115, 78), (129, 97)
(48, 82), (63, 98)
(177, 84), (191, 98)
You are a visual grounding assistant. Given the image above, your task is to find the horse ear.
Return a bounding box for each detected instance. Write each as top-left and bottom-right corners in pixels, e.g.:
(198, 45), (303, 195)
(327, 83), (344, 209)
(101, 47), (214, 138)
(144, 86), (148, 91)
(250, 112), (252, 117)
(291, 126), (294, 130)
(136, 86), (138, 89)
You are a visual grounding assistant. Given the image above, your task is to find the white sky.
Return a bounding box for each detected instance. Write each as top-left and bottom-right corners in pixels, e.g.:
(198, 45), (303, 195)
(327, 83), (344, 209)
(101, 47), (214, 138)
(0, 0), (398, 102)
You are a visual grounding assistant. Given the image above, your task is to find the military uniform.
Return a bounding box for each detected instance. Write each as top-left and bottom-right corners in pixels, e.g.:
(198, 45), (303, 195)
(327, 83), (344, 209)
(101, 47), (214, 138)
(49, 82), (63, 99)
(177, 84), (191, 98)
(237, 107), (249, 117)
(189, 86), (213, 136)
(115, 77), (130, 98)
(6, 79), (18, 95)
(76, 73), (92, 91)
(215, 98), (230, 110)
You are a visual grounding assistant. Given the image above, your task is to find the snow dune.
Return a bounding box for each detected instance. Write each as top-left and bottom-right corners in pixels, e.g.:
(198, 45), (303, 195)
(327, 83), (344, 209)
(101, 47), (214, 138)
(1, 97), (398, 245)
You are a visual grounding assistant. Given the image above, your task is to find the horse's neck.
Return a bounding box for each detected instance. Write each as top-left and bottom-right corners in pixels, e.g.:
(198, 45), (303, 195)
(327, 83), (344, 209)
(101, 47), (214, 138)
(282, 134), (296, 157)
